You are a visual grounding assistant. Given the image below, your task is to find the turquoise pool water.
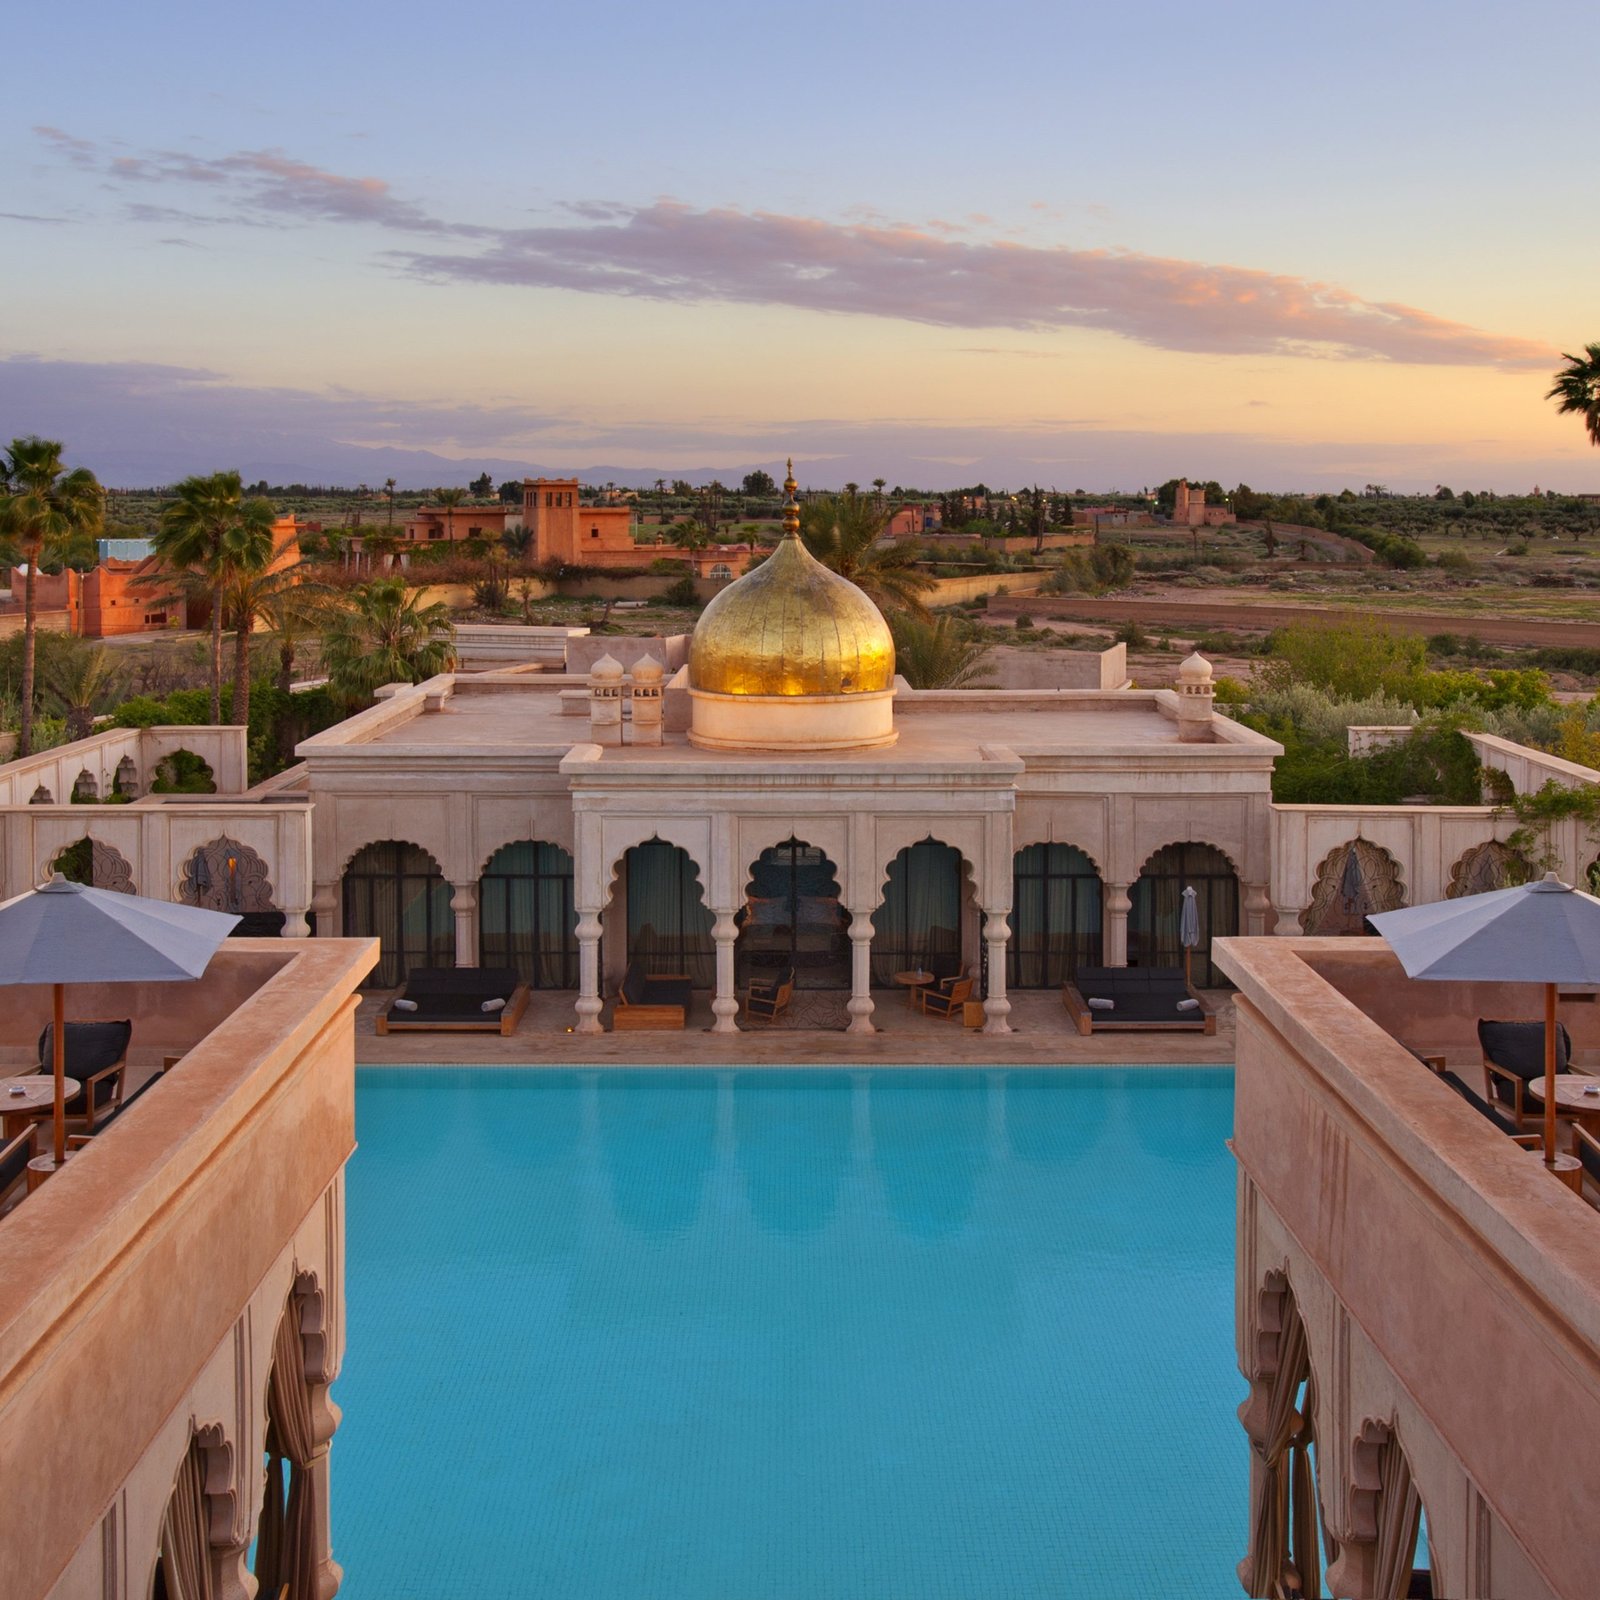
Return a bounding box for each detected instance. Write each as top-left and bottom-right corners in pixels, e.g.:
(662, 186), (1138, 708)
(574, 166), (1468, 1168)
(336, 1067), (1241, 1598)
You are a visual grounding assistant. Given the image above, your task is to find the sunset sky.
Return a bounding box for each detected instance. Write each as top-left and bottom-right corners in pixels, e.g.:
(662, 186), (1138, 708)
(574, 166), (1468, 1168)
(4, 0), (1597, 490)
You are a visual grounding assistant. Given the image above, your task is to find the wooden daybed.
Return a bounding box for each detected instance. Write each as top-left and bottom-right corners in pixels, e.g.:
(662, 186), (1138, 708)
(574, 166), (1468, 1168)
(376, 967), (530, 1035)
(1062, 965), (1215, 1035)
(612, 963), (693, 1030)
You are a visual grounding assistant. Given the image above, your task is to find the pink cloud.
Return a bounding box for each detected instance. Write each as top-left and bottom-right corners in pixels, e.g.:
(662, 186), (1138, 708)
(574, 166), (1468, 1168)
(43, 129), (1553, 370)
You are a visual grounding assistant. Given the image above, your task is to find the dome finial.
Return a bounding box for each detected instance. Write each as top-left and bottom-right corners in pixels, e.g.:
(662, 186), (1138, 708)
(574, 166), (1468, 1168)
(782, 457), (799, 540)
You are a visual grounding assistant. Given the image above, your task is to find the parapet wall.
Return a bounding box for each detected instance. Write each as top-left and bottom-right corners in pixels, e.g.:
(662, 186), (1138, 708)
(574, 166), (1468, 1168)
(1217, 936), (1600, 1600)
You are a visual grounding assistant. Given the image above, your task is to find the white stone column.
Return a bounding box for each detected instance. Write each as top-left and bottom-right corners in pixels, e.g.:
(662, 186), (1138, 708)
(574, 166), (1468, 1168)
(310, 882), (338, 939)
(711, 909), (740, 1033)
(1243, 882), (1273, 938)
(450, 882), (478, 967)
(281, 905), (311, 939)
(1272, 902), (1304, 936)
(1104, 882), (1131, 966)
(982, 910), (1011, 1034)
(575, 908), (604, 1034)
(846, 917), (876, 1034)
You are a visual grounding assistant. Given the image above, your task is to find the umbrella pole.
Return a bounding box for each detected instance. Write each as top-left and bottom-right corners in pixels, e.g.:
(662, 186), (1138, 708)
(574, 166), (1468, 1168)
(1185, 946), (1192, 988)
(1545, 981), (1558, 1170)
(53, 982), (66, 1169)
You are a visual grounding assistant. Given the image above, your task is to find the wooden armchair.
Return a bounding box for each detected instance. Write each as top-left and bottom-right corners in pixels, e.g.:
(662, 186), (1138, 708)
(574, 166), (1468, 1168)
(745, 968), (795, 1025)
(1575, 1125), (1600, 1203)
(1479, 1019), (1573, 1134)
(0, 1124), (39, 1211)
(36, 1020), (131, 1133)
(915, 976), (973, 1019)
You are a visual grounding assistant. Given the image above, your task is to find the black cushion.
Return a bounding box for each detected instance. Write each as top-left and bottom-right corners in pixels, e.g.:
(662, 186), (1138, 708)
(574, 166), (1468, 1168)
(1478, 1019), (1572, 1080)
(621, 965), (647, 1005)
(0, 1129), (34, 1193)
(1443, 1070), (1516, 1131)
(37, 1021), (131, 1111)
(643, 977), (692, 1010)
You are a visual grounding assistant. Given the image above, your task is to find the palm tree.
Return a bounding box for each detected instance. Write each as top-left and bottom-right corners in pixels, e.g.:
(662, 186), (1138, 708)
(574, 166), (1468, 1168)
(384, 477), (397, 526)
(435, 486), (467, 508)
(321, 577), (456, 702)
(151, 472), (276, 723)
(0, 437), (104, 755)
(799, 493), (935, 620)
(889, 613), (995, 689)
(48, 642), (122, 740)
(1547, 344), (1600, 448)
(223, 561), (332, 732)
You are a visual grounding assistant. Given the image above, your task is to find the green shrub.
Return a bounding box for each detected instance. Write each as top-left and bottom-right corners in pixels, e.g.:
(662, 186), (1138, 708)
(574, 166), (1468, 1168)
(1113, 620), (1148, 649)
(658, 575), (701, 609)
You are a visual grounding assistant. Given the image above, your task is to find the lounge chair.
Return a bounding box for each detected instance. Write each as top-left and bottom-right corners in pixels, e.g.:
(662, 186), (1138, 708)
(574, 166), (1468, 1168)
(1575, 1125), (1600, 1202)
(376, 968), (529, 1036)
(0, 1124), (39, 1211)
(612, 962), (692, 1030)
(745, 967), (795, 1025)
(1441, 1069), (1526, 1137)
(35, 1020), (132, 1132)
(1062, 966), (1215, 1035)
(915, 976), (974, 1019)
(65, 1062), (171, 1147)
(1478, 1019), (1573, 1134)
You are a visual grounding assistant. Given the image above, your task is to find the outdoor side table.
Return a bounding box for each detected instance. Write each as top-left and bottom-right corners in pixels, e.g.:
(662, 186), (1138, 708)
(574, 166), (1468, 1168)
(1521, 1073), (1600, 1136)
(895, 970), (935, 1008)
(2, 1075), (81, 1140)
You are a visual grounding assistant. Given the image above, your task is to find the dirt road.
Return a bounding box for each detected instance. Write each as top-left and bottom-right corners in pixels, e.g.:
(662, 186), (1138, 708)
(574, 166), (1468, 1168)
(988, 594), (1600, 649)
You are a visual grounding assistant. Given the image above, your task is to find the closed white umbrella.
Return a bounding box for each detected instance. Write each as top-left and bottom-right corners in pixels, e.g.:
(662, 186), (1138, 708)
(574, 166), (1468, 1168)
(1370, 872), (1600, 1172)
(1179, 885), (1202, 987)
(0, 875), (239, 1168)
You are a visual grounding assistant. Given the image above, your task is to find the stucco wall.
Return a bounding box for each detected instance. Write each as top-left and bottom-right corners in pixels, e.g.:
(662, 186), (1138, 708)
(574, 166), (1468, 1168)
(0, 938), (375, 1600)
(1218, 936), (1600, 1599)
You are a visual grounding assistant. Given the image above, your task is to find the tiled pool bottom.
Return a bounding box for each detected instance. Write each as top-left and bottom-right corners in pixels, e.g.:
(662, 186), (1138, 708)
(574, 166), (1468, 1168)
(336, 1067), (1241, 1599)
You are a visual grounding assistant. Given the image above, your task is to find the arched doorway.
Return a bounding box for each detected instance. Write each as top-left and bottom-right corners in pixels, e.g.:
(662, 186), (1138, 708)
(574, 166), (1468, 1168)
(342, 840), (452, 987)
(737, 837), (849, 989)
(254, 1285), (338, 1600)
(51, 836), (135, 892)
(148, 1426), (240, 1600)
(871, 839), (966, 984)
(623, 839), (713, 985)
(1128, 842), (1238, 986)
(1301, 839), (1405, 935)
(478, 840), (578, 987)
(1009, 842), (1102, 986)
(1239, 1276), (1326, 1599)
(1446, 840), (1527, 898)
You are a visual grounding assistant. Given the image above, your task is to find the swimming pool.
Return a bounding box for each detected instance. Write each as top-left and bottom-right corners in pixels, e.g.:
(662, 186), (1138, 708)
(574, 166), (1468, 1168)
(335, 1067), (1241, 1599)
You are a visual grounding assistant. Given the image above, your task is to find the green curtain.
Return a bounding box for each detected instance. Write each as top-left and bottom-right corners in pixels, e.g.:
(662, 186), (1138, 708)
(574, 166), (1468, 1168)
(342, 841), (453, 986)
(479, 841), (578, 986)
(871, 842), (961, 983)
(1128, 843), (1238, 985)
(626, 841), (714, 985)
(1009, 844), (1102, 987)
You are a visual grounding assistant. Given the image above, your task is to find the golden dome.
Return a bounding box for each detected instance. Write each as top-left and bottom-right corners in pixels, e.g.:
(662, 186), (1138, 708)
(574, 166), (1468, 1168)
(688, 461), (895, 698)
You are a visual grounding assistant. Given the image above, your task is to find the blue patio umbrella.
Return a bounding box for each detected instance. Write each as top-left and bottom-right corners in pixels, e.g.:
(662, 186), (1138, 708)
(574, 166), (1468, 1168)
(1179, 885), (1201, 986)
(0, 875), (239, 1168)
(1370, 872), (1600, 1171)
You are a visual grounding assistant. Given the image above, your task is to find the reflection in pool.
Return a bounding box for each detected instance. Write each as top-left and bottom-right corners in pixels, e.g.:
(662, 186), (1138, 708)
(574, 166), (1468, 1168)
(338, 1066), (1239, 1599)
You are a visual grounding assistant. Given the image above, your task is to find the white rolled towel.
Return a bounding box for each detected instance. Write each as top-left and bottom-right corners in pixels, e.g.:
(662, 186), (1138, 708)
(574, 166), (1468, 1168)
(393, 998), (419, 1012)
(1087, 997), (1115, 1011)
(1176, 998), (1201, 1012)
(481, 997), (507, 1013)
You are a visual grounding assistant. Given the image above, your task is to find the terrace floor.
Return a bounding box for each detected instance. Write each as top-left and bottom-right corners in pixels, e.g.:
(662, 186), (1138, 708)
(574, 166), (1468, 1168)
(354, 986), (1237, 1066)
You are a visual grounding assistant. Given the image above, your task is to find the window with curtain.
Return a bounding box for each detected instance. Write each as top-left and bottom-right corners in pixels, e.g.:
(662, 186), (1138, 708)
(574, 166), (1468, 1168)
(871, 840), (962, 984)
(1127, 842), (1238, 986)
(625, 840), (714, 985)
(342, 840), (453, 987)
(479, 840), (578, 987)
(1009, 843), (1103, 987)
(737, 838), (849, 989)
